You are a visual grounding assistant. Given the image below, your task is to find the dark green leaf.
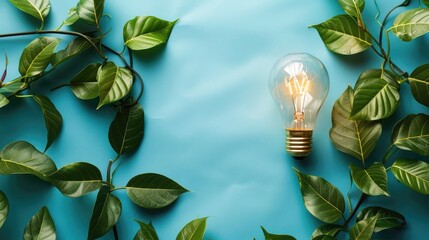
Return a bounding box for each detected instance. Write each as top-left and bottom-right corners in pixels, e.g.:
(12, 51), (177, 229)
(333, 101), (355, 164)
(52, 36), (93, 67)
(97, 62), (133, 109)
(389, 8), (429, 41)
(261, 226), (296, 240)
(391, 159), (429, 194)
(350, 217), (376, 240)
(0, 94), (9, 108)
(70, 63), (101, 100)
(109, 103), (144, 155)
(350, 78), (399, 120)
(312, 236), (337, 240)
(9, 0), (50, 21)
(0, 78), (25, 95)
(133, 221), (158, 240)
(88, 186), (122, 240)
(63, 7), (79, 26)
(330, 86), (382, 162)
(424, 0), (429, 8)
(310, 15), (371, 55)
(0, 191), (8, 228)
(408, 64), (429, 107)
(126, 173), (188, 209)
(293, 168), (345, 223)
(50, 162), (103, 197)
(23, 207), (56, 240)
(356, 206), (405, 232)
(392, 114), (429, 155)
(311, 224), (342, 239)
(0, 141), (57, 181)
(19, 37), (60, 77)
(338, 0), (365, 18)
(32, 95), (62, 152)
(176, 217), (207, 240)
(123, 16), (178, 51)
(350, 163), (389, 196)
(354, 69), (399, 89)
(76, 0), (105, 27)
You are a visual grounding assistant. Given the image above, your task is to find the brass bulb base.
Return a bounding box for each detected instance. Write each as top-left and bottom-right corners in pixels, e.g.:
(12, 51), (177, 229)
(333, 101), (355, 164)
(285, 129), (313, 157)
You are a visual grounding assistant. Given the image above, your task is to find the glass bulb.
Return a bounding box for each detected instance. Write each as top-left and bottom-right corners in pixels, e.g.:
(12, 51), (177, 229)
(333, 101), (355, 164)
(268, 53), (329, 157)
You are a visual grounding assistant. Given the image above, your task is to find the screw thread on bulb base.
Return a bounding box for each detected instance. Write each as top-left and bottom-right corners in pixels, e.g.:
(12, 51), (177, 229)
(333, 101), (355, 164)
(285, 129), (313, 157)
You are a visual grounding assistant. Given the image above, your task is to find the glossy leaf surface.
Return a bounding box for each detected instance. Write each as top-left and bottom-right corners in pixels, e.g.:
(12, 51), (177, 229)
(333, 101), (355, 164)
(310, 15), (371, 55)
(33, 95), (62, 151)
(176, 217), (207, 240)
(392, 114), (429, 155)
(391, 159), (429, 194)
(133, 221), (158, 240)
(408, 64), (429, 107)
(97, 62), (133, 109)
(261, 226), (296, 240)
(338, 0), (365, 18)
(350, 217), (376, 240)
(76, 0), (105, 27)
(0, 94), (9, 108)
(350, 163), (389, 196)
(19, 37), (60, 77)
(356, 206), (405, 232)
(9, 0), (50, 21)
(23, 207), (56, 240)
(63, 7), (79, 26)
(389, 8), (429, 41)
(70, 63), (101, 100)
(52, 36), (93, 67)
(330, 86), (381, 162)
(311, 224), (342, 239)
(0, 191), (8, 228)
(294, 168), (345, 223)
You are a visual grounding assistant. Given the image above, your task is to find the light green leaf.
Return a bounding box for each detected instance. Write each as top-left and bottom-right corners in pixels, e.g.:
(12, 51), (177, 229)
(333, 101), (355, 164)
(52, 36), (93, 67)
(356, 206), (405, 232)
(392, 114), (429, 155)
(354, 69), (399, 89)
(293, 168), (345, 223)
(97, 62), (133, 109)
(76, 0), (105, 27)
(0, 94), (9, 108)
(126, 173), (188, 209)
(0, 77), (26, 95)
(389, 8), (429, 41)
(19, 37), (60, 77)
(408, 64), (429, 107)
(109, 103), (144, 155)
(330, 86), (382, 163)
(0, 191), (8, 228)
(350, 217), (376, 240)
(338, 0), (365, 18)
(311, 224), (342, 239)
(350, 163), (389, 196)
(0, 141), (57, 181)
(9, 0), (50, 21)
(123, 16), (178, 51)
(133, 221), (158, 240)
(310, 15), (371, 55)
(391, 159), (429, 194)
(63, 7), (79, 26)
(261, 226), (296, 240)
(70, 63), (101, 100)
(50, 162), (102, 197)
(32, 95), (62, 152)
(176, 217), (207, 240)
(350, 78), (399, 120)
(23, 207), (56, 240)
(88, 186), (122, 240)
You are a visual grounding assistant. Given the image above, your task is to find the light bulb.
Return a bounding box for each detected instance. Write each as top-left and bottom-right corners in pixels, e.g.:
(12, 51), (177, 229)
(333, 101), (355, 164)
(268, 53), (329, 157)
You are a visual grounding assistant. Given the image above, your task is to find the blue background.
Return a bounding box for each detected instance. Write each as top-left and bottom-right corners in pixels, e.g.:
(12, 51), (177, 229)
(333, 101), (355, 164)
(0, 0), (428, 239)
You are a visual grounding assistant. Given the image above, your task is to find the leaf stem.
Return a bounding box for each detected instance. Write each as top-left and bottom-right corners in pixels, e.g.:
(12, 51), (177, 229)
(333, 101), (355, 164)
(378, 0), (411, 45)
(343, 193), (368, 228)
(382, 144), (398, 164)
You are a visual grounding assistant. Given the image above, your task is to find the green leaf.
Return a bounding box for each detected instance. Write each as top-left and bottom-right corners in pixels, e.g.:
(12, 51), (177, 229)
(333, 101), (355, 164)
(350, 163), (389, 196)
(293, 168), (345, 223)
(389, 8), (429, 41)
(9, 0), (50, 22)
(123, 16), (178, 51)
(32, 95), (62, 152)
(23, 207), (56, 240)
(63, 7), (79, 26)
(408, 64), (429, 107)
(310, 15), (371, 55)
(88, 186), (122, 240)
(391, 159), (429, 194)
(109, 103), (144, 155)
(52, 36), (93, 67)
(126, 173), (188, 209)
(392, 114), (429, 155)
(354, 69), (399, 89)
(261, 226), (296, 240)
(19, 37), (60, 78)
(330, 86), (382, 162)
(311, 224), (342, 239)
(76, 0), (105, 27)
(312, 236), (337, 240)
(350, 217), (377, 240)
(0, 191), (8, 228)
(176, 217), (207, 240)
(338, 0), (365, 18)
(133, 221), (158, 240)
(0, 141), (57, 181)
(70, 63), (101, 100)
(350, 78), (399, 120)
(50, 162), (103, 197)
(97, 62), (133, 109)
(424, 0), (429, 8)
(0, 78), (26, 95)
(356, 206), (405, 232)
(0, 94), (9, 108)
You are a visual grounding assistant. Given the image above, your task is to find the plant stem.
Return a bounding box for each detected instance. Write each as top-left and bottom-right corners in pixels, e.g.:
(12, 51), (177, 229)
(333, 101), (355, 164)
(378, 0), (411, 45)
(343, 193), (368, 228)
